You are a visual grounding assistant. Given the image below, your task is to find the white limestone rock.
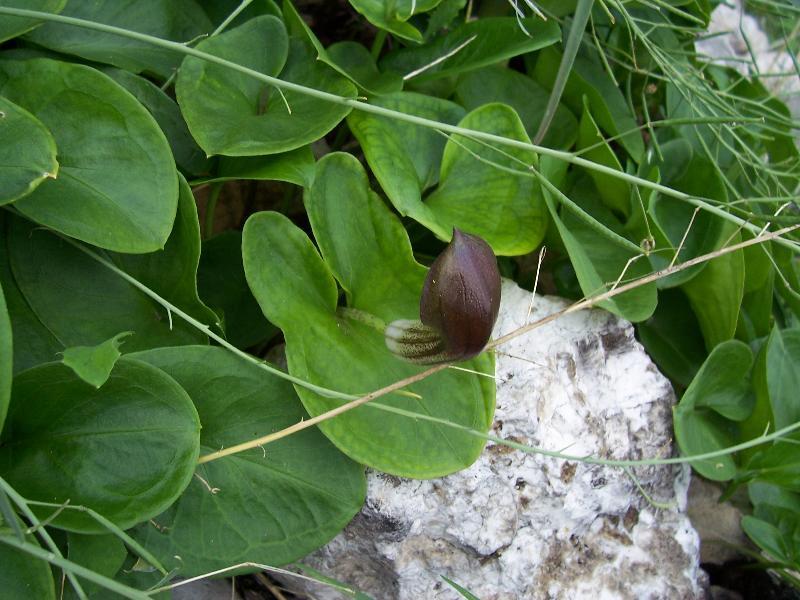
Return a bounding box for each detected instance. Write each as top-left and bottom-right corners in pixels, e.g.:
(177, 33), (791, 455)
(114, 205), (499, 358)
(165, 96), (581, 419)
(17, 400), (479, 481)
(282, 281), (704, 599)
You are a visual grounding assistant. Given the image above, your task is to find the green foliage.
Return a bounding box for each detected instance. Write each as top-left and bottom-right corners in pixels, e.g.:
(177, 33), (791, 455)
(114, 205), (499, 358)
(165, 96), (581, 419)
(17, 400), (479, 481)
(0, 281), (10, 432)
(65, 533), (127, 599)
(0, 359), (200, 532)
(25, 0), (212, 78)
(347, 0), (442, 42)
(673, 340), (754, 480)
(0, 0), (798, 595)
(61, 332), (132, 388)
(348, 91), (465, 238)
(674, 326), (800, 581)
(129, 346), (365, 576)
(0, 0), (64, 44)
(381, 16), (560, 81)
(243, 153), (495, 477)
(455, 66), (577, 149)
(102, 67), (210, 176)
(197, 231), (276, 349)
(0, 58), (179, 253)
(176, 15), (356, 156)
(427, 104), (548, 255)
(6, 215), (204, 355)
(0, 96), (57, 204)
(0, 532), (55, 599)
(284, 0), (402, 95)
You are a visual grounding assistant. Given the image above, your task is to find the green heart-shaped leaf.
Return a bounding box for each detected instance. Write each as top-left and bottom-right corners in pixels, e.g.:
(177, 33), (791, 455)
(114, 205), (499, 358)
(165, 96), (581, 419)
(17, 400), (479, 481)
(243, 152), (495, 477)
(348, 91), (465, 239)
(0, 58), (179, 253)
(673, 340), (754, 480)
(0, 358), (200, 531)
(130, 346), (365, 575)
(425, 104), (548, 255)
(176, 16), (356, 156)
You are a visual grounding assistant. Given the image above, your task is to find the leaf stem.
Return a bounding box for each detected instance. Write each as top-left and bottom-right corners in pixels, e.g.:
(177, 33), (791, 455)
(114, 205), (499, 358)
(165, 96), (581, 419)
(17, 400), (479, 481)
(6, 7), (800, 472)
(0, 476), (88, 600)
(197, 363), (449, 463)
(203, 182), (223, 239)
(160, 0), (254, 90)
(58, 235), (358, 402)
(370, 29), (387, 60)
(24, 500), (167, 575)
(197, 223), (800, 464)
(337, 306), (387, 331)
(0, 535), (150, 600)
(0, 7), (795, 252)
(150, 561), (357, 595)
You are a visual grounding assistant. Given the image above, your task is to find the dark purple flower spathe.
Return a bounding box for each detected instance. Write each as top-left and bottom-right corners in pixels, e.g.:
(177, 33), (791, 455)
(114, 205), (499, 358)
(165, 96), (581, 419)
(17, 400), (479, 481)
(421, 228), (501, 361)
(385, 228), (501, 364)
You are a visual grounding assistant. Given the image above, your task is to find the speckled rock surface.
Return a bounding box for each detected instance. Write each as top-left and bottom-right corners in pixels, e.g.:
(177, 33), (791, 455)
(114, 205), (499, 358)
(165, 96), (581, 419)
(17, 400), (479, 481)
(278, 281), (704, 600)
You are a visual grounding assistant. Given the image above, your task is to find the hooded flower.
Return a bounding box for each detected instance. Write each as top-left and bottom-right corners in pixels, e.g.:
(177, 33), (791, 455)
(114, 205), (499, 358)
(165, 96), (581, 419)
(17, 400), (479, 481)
(386, 228), (501, 364)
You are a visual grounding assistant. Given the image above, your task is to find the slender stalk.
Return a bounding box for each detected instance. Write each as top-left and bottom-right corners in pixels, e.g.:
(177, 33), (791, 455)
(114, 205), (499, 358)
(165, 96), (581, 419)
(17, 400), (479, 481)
(198, 223), (800, 464)
(212, 0), (255, 36)
(490, 223), (800, 348)
(370, 29), (387, 60)
(197, 362), (449, 463)
(0, 7), (795, 252)
(372, 403), (800, 468)
(150, 562), (355, 595)
(0, 488), (24, 541)
(59, 235), (358, 402)
(24, 501), (167, 575)
(203, 182), (223, 239)
(160, 0), (254, 90)
(0, 535), (150, 600)
(0, 476), (88, 600)
(337, 307), (387, 331)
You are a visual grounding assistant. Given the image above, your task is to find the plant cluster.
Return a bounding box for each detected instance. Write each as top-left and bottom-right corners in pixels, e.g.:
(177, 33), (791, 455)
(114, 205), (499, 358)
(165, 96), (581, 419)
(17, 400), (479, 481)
(0, 0), (798, 597)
